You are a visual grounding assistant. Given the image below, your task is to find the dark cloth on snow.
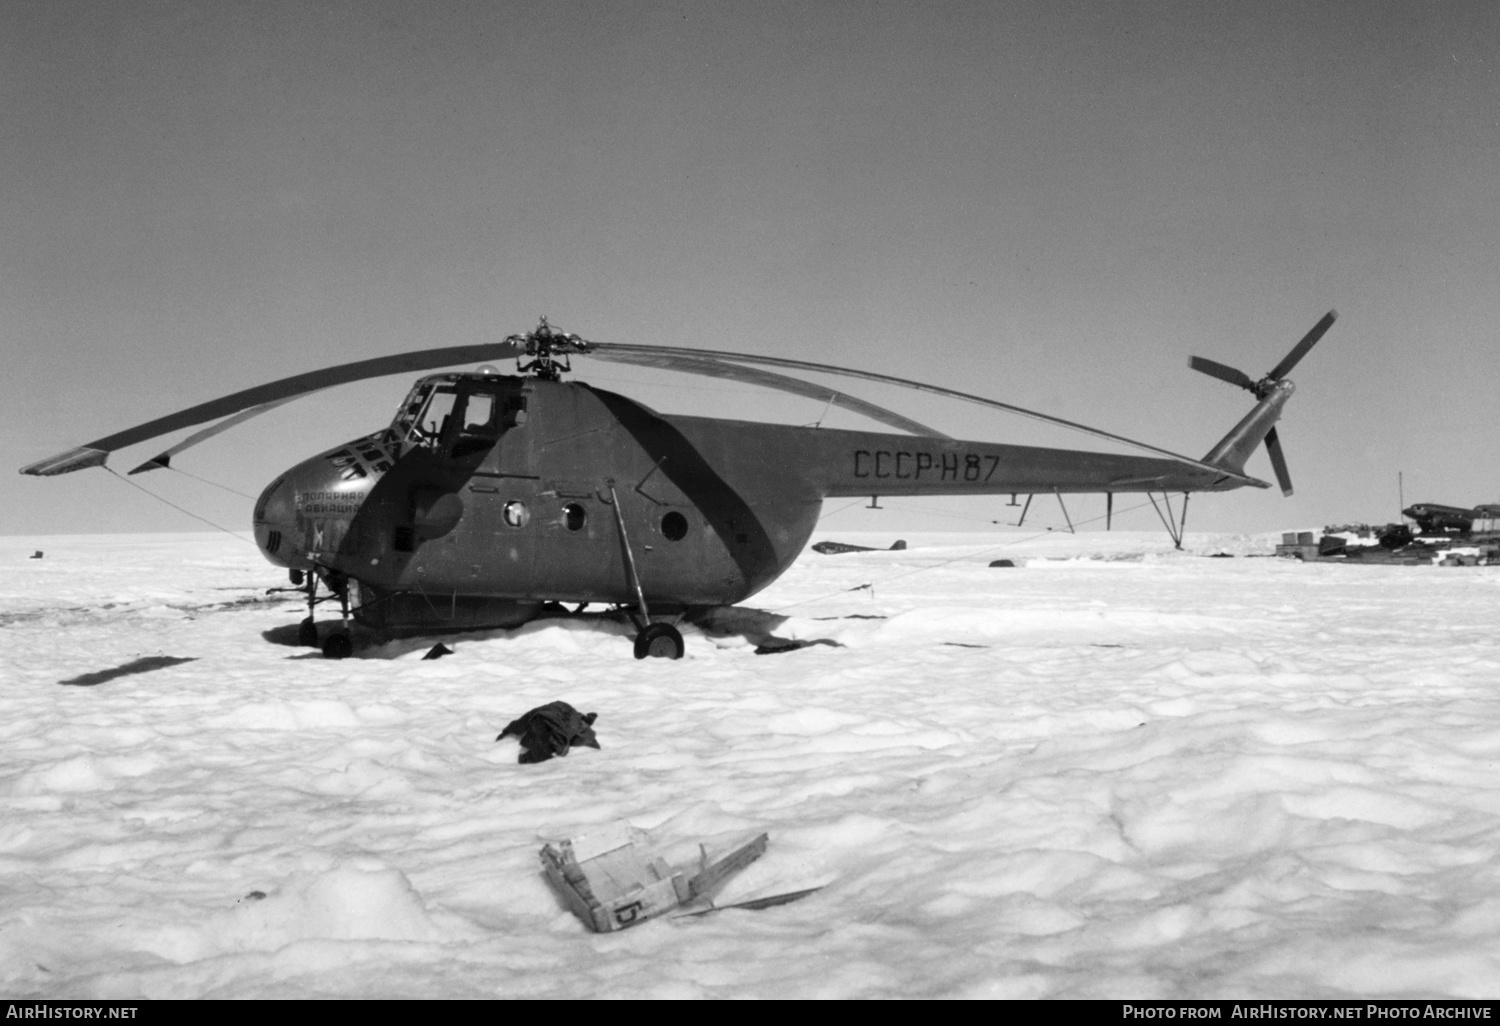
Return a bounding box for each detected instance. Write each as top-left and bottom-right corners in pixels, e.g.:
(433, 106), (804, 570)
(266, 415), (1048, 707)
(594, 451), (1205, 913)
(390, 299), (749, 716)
(496, 702), (600, 764)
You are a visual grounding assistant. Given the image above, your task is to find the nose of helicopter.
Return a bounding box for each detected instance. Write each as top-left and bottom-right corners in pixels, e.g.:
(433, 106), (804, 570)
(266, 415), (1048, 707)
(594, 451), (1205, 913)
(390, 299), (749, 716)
(252, 443), (380, 571)
(252, 472), (304, 569)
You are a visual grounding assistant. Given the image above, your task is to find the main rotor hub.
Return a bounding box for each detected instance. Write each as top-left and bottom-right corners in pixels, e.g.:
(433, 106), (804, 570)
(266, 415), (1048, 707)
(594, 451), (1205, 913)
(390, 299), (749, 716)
(508, 317), (593, 381)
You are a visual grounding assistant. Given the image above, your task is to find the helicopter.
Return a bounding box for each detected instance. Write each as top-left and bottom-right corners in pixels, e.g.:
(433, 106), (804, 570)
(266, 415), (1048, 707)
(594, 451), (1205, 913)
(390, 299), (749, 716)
(21, 312), (1335, 660)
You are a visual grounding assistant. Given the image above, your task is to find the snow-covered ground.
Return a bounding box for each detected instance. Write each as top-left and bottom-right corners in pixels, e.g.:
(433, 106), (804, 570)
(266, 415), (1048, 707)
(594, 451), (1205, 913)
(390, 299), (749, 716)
(3, 530), (1499, 999)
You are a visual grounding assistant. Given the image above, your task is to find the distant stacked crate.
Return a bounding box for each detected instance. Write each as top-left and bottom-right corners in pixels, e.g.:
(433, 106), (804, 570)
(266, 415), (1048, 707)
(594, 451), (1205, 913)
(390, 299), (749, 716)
(1274, 531), (1320, 560)
(1471, 517), (1500, 563)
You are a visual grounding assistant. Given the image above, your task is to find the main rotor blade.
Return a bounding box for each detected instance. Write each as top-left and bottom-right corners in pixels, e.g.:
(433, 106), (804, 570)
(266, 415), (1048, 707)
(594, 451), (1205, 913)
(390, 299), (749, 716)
(584, 348), (950, 439)
(1188, 356), (1257, 392)
(1266, 310), (1337, 382)
(20, 341), (522, 475)
(1264, 426), (1293, 496)
(583, 343), (1267, 487)
(127, 392), (325, 474)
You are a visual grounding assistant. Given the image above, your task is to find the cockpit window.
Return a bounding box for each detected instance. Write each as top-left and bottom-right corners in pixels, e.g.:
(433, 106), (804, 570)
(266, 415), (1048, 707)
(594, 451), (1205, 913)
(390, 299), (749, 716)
(462, 394), (496, 433)
(390, 383), (460, 450)
(420, 391), (458, 439)
(388, 379), (522, 456)
(448, 392), (504, 458)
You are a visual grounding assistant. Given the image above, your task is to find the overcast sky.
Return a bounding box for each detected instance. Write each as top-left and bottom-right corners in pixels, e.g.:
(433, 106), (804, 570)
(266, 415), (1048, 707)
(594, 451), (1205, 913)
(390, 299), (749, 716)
(5, 1), (1498, 536)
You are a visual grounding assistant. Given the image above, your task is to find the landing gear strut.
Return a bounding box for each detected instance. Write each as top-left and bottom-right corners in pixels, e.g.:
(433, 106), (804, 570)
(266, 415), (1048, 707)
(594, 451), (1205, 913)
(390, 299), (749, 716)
(1149, 491), (1191, 551)
(299, 571), (320, 646)
(609, 481), (684, 660)
(297, 567), (354, 658)
(322, 571), (352, 659)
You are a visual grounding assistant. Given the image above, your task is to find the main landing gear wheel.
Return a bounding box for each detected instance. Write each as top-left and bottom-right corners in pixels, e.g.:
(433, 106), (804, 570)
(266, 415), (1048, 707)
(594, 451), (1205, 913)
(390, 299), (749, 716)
(322, 632), (352, 660)
(633, 623), (684, 660)
(298, 617), (318, 647)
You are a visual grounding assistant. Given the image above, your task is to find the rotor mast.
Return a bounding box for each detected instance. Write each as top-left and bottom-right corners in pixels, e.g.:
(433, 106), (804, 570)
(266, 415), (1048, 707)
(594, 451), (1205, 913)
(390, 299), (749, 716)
(511, 318), (592, 381)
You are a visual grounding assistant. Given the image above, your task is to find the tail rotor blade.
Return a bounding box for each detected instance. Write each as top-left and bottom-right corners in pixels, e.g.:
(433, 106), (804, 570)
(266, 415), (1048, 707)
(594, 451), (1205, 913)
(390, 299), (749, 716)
(1267, 310), (1337, 382)
(1264, 426), (1293, 496)
(1189, 356), (1257, 392)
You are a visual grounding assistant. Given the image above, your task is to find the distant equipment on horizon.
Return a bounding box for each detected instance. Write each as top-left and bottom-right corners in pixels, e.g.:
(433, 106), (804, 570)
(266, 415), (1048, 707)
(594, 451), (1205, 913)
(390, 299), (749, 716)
(1279, 500), (1500, 566)
(811, 539), (907, 555)
(1401, 502), (1500, 537)
(21, 312), (1335, 658)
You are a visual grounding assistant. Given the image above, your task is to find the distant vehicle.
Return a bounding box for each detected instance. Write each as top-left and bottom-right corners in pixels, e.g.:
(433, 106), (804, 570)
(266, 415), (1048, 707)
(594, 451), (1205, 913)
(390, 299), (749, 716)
(811, 539), (907, 555)
(1402, 503), (1500, 536)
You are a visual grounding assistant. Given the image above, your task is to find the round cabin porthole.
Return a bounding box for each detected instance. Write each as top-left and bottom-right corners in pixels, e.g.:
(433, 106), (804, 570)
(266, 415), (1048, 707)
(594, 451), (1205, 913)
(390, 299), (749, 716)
(661, 511), (688, 541)
(562, 503), (587, 532)
(502, 500), (530, 528)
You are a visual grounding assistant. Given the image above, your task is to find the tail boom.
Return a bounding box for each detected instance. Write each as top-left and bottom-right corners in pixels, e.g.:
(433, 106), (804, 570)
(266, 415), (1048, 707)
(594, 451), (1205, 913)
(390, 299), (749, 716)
(1199, 380), (1295, 492)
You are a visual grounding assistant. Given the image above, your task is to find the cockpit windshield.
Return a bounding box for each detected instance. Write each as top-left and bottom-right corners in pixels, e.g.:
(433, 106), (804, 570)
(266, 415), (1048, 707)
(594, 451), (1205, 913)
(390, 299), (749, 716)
(388, 382), (460, 450)
(386, 378), (518, 455)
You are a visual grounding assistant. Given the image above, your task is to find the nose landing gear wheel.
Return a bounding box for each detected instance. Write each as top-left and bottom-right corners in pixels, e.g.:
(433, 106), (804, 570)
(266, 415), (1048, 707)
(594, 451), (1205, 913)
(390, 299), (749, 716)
(633, 623), (684, 660)
(322, 632), (352, 660)
(298, 617), (318, 647)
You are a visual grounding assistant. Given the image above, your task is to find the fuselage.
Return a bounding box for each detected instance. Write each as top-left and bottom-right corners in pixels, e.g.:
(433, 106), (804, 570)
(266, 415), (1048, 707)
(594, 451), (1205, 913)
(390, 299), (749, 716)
(1403, 502), (1500, 535)
(252, 372), (1242, 630)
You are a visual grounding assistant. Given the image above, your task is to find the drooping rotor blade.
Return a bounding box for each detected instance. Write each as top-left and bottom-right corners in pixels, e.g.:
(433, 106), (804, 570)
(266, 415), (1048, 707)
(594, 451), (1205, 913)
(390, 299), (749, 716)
(581, 343), (1268, 487)
(20, 341), (523, 475)
(585, 348), (950, 439)
(127, 392), (325, 474)
(1264, 426), (1293, 497)
(1188, 356), (1257, 392)
(1266, 310), (1337, 383)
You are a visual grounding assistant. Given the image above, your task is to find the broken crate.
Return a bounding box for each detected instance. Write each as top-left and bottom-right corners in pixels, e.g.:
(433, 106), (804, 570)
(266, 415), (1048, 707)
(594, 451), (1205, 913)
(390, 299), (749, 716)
(540, 822), (770, 932)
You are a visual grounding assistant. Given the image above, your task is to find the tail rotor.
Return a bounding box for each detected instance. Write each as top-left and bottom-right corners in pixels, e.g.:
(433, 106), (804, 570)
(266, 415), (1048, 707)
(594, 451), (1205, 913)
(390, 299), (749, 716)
(1190, 310), (1336, 496)
(1263, 426), (1293, 496)
(1190, 310), (1336, 401)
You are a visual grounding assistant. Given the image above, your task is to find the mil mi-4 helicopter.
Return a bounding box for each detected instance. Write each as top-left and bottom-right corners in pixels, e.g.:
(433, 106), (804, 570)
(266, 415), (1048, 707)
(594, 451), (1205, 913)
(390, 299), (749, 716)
(21, 312), (1335, 659)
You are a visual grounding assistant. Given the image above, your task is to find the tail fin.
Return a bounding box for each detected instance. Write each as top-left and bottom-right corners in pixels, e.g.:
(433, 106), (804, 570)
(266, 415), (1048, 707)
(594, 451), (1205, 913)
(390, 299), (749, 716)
(1191, 311), (1336, 497)
(1201, 385), (1295, 493)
